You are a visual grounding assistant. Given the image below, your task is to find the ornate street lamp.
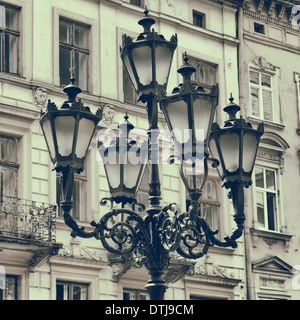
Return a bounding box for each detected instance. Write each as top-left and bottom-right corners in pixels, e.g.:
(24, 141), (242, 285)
(98, 114), (148, 207)
(40, 9), (264, 300)
(40, 77), (102, 174)
(160, 53), (218, 161)
(209, 95), (264, 240)
(120, 7), (177, 97)
(209, 95), (264, 188)
(40, 77), (102, 233)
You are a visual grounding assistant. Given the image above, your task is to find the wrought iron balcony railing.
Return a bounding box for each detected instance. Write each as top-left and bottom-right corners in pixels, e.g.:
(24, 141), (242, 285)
(0, 196), (57, 244)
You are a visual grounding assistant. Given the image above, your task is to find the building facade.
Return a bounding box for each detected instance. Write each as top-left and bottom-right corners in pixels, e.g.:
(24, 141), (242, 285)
(233, 0), (300, 300)
(0, 0), (299, 300)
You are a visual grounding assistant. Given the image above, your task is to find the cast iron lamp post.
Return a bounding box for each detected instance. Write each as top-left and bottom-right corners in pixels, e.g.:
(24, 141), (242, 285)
(40, 9), (263, 300)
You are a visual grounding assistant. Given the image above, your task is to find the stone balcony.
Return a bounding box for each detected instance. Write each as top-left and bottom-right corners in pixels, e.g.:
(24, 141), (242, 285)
(0, 196), (62, 268)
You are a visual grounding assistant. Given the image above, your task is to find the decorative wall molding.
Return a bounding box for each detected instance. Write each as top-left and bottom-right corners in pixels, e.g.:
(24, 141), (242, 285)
(260, 276), (285, 289)
(252, 255), (293, 299)
(253, 56), (276, 71)
(250, 228), (293, 252)
(58, 239), (107, 263)
(193, 261), (235, 279)
(30, 245), (62, 267)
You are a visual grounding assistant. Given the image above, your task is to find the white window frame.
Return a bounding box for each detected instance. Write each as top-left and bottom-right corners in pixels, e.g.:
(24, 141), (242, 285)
(188, 3), (211, 30)
(123, 287), (150, 300)
(50, 257), (101, 300)
(253, 21), (266, 35)
(128, 0), (144, 8)
(253, 166), (280, 232)
(248, 64), (280, 124)
(58, 18), (90, 91)
(53, 7), (98, 94)
(56, 280), (89, 300)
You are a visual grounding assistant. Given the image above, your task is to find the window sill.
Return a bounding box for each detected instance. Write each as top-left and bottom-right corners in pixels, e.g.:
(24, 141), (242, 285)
(247, 116), (285, 131)
(0, 71), (27, 87)
(250, 227), (293, 252)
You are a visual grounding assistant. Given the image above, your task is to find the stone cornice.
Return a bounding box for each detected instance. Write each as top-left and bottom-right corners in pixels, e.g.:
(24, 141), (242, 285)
(185, 273), (241, 287)
(240, 0), (300, 30)
(0, 103), (40, 123)
(243, 7), (295, 29)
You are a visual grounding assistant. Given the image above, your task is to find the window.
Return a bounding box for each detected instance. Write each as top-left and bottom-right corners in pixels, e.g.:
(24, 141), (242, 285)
(123, 64), (145, 107)
(123, 288), (149, 300)
(0, 275), (18, 300)
(187, 57), (216, 89)
(254, 22), (265, 34)
(190, 295), (226, 300)
(123, 64), (138, 104)
(130, 0), (142, 6)
(59, 18), (89, 91)
(250, 70), (275, 121)
(56, 173), (87, 221)
(0, 136), (18, 199)
(254, 167), (279, 231)
(193, 10), (206, 28)
(56, 281), (88, 300)
(186, 179), (220, 233)
(0, 3), (20, 74)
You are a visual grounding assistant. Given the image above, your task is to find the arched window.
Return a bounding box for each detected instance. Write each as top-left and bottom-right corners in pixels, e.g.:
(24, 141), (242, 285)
(252, 132), (289, 232)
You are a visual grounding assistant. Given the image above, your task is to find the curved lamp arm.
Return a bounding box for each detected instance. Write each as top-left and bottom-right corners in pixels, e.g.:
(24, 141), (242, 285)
(60, 166), (101, 239)
(157, 180), (246, 259)
(215, 181), (245, 248)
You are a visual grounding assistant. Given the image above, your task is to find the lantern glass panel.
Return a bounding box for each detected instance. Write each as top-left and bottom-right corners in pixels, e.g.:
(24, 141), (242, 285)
(183, 158), (204, 190)
(167, 100), (189, 144)
(131, 46), (152, 86)
(123, 52), (138, 91)
(76, 118), (95, 158)
(55, 116), (76, 157)
(242, 132), (259, 173)
(219, 132), (240, 173)
(124, 157), (140, 189)
(41, 118), (55, 160)
(193, 97), (213, 142)
(105, 148), (120, 189)
(155, 46), (172, 86)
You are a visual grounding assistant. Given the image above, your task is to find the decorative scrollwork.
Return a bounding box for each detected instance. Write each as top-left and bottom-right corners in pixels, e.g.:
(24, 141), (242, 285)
(100, 197), (114, 209)
(207, 156), (220, 168)
(159, 203), (183, 251)
(157, 201), (218, 259)
(157, 190), (245, 259)
(98, 209), (150, 256)
(174, 215), (219, 260)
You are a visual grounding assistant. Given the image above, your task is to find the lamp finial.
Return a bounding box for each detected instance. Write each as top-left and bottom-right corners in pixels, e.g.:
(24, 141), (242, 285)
(63, 77), (82, 104)
(138, 6), (155, 34)
(177, 52), (196, 81)
(223, 93), (241, 121)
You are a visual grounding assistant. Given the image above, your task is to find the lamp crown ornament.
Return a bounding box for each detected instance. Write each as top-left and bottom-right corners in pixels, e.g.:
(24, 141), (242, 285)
(177, 52), (196, 81)
(223, 93), (241, 121)
(138, 6), (156, 34)
(63, 76), (82, 104)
